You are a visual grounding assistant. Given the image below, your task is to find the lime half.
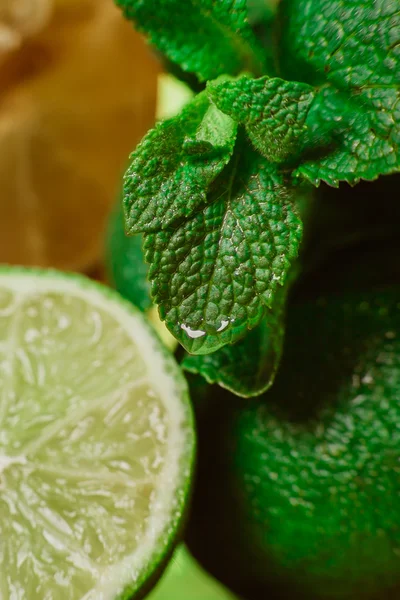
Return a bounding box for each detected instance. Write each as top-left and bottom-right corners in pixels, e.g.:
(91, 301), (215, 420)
(0, 268), (195, 599)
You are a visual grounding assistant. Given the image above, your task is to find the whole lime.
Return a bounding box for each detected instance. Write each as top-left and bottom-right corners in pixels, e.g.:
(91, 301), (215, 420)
(187, 284), (400, 600)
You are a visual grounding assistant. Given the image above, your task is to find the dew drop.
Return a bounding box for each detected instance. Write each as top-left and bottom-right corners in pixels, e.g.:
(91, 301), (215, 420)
(217, 320), (229, 332)
(180, 323), (206, 339)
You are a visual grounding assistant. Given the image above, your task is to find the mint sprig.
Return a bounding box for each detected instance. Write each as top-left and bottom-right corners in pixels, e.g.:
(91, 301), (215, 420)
(115, 0), (400, 397)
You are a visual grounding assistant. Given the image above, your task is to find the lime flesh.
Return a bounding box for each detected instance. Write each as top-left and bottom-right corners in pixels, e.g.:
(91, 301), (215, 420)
(0, 268), (194, 599)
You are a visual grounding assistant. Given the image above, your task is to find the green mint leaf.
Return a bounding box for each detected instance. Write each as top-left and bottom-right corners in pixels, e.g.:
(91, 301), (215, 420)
(279, 0), (399, 90)
(115, 0), (266, 81)
(182, 284), (288, 397)
(144, 142), (303, 355)
(296, 85), (400, 186)
(106, 204), (151, 312)
(208, 75), (315, 162)
(123, 93), (237, 234)
(278, 0), (400, 185)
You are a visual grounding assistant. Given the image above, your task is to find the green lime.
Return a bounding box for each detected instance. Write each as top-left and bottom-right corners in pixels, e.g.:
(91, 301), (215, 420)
(188, 285), (400, 600)
(0, 267), (194, 599)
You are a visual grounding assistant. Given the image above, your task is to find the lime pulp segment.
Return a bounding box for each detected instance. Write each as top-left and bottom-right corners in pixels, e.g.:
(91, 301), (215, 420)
(0, 269), (194, 600)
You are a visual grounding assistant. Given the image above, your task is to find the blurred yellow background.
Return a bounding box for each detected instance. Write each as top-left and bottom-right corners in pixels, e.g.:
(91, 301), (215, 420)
(0, 0), (159, 271)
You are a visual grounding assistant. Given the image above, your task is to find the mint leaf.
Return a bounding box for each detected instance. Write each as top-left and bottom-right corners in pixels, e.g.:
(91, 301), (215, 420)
(296, 86), (400, 186)
(182, 284), (288, 397)
(115, 0), (266, 81)
(208, 75), (315, 162)
(144, 143), (303, 354)
(279, 0), (400, 90)
(123, 93), (237, 234)
(278, 0), (400, 185)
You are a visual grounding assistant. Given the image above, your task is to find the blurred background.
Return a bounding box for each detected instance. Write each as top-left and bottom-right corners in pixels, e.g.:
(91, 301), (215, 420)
(0, 0), (159, 272)
(0, 0), (235, 597)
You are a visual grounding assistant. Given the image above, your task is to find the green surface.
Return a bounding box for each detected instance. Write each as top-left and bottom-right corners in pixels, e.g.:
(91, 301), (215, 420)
(144, 140), (302, 355)
(123, 92), (237, 234)
(148, 546), (237, 600)
(188, 285), (400, 599)
(115, 0), (266, 82)
(0, 268), (194, 600)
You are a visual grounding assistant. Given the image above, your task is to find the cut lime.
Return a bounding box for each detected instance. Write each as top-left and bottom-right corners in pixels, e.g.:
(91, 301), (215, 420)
(0, 268), (195, 599)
